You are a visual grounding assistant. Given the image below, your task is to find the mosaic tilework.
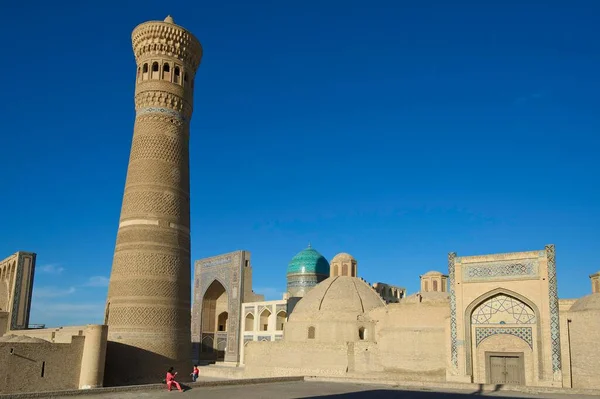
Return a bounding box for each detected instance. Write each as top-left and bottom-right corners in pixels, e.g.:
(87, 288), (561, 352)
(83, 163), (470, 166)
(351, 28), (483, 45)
(462, 259), (538, 282)
(243, 335), (253, 342)
(475, 327), (533, 349)
(472, 294), (536, 324)
(275, 335), (283, 341)
(287, 278), (320, 288)
(10, 254), (24, 329)
(258, 336), (271, 342)
(448, 252), (458, 370)
(136, 107), (187, 123)
(287, 245), (330, 275)
(546, 244), (562, 373)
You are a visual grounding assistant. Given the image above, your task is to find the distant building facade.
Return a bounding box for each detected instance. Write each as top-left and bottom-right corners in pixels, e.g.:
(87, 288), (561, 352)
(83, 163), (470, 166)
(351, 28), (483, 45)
(372, 282), (406, 303)
(239, 299), (287, 365)
(0, 252), (36, 333)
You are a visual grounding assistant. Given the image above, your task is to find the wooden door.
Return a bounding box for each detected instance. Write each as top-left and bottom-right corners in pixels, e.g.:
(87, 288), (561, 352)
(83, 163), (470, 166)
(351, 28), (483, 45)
(489, 356), (507, 384)
(504, 356), (523, 385)
(489, 356), (523, 385)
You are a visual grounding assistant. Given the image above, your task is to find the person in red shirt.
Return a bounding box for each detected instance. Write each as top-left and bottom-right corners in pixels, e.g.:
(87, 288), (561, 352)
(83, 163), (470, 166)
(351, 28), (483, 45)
(191, 365), (200, 382)
(166, 367), (183, 392)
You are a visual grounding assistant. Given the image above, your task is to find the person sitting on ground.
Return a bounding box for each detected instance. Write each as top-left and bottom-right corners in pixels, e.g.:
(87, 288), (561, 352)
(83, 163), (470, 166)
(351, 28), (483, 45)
(191, 364), (200, 382)
(166, 367), (183, 392)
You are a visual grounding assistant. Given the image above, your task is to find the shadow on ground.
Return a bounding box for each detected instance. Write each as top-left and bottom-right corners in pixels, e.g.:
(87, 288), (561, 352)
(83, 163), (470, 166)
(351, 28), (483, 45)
(299, 384), (515, 398)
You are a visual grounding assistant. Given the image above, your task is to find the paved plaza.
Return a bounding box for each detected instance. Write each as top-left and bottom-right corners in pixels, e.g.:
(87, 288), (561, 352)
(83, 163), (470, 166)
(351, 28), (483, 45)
(46, 381), (600, 399)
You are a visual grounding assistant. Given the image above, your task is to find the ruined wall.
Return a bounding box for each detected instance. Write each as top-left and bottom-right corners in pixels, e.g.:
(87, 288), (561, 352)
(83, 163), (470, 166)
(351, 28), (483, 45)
(0, 336), (84, 394)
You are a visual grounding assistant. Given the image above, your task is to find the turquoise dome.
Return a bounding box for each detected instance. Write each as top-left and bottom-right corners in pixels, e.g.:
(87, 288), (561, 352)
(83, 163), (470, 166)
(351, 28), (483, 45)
(287, 245), (330, 276)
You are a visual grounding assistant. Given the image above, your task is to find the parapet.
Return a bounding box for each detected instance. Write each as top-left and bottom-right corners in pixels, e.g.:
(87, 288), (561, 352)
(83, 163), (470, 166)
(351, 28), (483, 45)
(132, 16), (203, 72)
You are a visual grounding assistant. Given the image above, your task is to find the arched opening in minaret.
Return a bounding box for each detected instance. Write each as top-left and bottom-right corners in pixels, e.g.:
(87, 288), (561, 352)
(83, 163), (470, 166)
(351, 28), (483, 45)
(142, 63), (149, 80)
(184, 72), (188, 86)
(201, 280), (228, 361)
(174, 66), (181, 84)
(151, 62), (159, 79)
(162, 63), (171, 81)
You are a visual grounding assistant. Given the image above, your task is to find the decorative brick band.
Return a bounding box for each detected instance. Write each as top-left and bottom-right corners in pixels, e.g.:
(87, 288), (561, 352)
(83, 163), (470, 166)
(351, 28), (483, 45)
(136, 107), (186, 123)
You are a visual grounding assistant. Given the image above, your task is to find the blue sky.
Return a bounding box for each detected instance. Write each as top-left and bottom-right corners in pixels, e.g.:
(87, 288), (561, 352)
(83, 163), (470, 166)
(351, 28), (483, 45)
(1, 0), (598, 327)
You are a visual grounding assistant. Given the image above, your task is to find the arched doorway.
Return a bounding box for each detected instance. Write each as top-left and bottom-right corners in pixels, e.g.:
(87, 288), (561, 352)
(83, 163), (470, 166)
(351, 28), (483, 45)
(201, 280), (228, 361)
(467, 291), (538, 385)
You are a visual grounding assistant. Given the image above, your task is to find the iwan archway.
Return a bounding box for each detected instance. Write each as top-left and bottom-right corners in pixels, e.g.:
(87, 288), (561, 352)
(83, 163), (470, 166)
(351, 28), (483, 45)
(465, 288), (541, 386)
(200, 280), (229, 361)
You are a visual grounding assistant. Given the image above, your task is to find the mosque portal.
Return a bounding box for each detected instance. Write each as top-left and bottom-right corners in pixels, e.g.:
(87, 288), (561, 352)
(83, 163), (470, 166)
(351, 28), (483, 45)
(200, 280), (229, 360)
(191, 251), (264, 364)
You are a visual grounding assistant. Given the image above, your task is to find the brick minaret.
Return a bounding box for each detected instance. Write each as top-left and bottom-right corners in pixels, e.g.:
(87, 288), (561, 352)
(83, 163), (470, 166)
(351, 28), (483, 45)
(104, 15), (202, 385)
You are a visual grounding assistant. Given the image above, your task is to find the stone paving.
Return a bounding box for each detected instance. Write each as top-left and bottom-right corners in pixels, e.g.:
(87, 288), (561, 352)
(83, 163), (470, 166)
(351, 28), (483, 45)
(45, 381), (600, 399)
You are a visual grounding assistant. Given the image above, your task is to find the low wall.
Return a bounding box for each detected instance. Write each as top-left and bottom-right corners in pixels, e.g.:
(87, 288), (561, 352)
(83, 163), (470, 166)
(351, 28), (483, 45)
(0, 324), (108, 394)
(244, 341), (349, 378)
(0, 336), (84, 394)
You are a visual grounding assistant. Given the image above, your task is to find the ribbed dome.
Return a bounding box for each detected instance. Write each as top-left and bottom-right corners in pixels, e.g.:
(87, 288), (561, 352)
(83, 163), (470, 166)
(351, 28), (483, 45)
(290, 276), (385, 321)
(570, 293), (600, 312)
(287, 245), (329, 276)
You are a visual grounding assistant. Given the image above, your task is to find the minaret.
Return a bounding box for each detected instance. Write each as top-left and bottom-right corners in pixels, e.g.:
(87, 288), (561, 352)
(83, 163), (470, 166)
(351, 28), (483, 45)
(104, 16), (202, 385)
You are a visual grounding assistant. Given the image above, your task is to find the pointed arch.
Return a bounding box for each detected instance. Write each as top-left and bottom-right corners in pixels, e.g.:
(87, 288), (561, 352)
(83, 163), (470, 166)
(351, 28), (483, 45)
(201, 279), (228, 334)
(276, 310), (287, 331)
(463, 287), (542, 377)
(201, 335), (214, 353)
(259, 308), (271, 331)
(244, 312), (254, 331)
(217, 311), (228, 331)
